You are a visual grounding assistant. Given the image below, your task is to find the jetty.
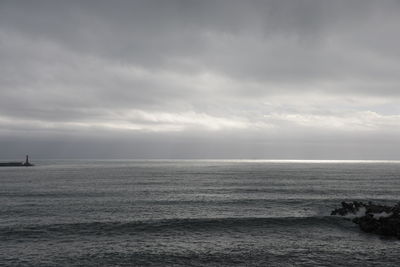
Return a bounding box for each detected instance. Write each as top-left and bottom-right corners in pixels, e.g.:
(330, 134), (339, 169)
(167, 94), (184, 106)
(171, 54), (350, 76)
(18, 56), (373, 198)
(0, 155), (34, 167)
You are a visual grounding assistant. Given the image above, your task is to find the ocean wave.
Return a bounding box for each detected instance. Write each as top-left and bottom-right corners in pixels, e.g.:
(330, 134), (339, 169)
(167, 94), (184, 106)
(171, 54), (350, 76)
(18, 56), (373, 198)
(0, 216), (352, 241)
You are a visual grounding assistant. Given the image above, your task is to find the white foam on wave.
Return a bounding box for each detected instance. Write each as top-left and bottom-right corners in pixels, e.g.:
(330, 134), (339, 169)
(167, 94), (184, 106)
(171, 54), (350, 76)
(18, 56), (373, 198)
(372, 212), (393, 219)
(342, 207), (393, 220)
(343, 207), (366, 219)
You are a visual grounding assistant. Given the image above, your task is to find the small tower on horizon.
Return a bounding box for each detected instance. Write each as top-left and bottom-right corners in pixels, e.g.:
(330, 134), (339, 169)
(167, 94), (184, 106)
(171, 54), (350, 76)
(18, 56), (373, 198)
(23, 155), (33, 166)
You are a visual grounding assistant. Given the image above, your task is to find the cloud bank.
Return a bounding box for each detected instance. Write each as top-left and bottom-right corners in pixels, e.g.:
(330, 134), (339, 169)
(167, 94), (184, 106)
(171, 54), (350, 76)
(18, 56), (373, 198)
(1, 0), (400, 159)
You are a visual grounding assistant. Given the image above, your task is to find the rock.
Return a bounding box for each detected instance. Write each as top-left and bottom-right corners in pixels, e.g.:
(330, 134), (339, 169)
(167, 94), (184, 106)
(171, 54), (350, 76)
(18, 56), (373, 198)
(331, 201), (400, 238)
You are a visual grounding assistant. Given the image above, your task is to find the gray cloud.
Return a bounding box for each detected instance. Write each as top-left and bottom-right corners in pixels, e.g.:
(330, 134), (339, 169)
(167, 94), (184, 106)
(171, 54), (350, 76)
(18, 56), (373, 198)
(1, 0), (400, 159)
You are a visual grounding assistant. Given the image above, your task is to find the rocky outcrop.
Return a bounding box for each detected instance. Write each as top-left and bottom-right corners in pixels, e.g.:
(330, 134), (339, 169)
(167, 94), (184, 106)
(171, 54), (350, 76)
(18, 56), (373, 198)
(331, 201), (400, 238)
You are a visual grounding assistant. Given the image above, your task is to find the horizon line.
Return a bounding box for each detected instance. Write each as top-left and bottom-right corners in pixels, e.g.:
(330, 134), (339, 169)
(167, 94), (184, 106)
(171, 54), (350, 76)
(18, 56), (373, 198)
(5, 158), (400, 163)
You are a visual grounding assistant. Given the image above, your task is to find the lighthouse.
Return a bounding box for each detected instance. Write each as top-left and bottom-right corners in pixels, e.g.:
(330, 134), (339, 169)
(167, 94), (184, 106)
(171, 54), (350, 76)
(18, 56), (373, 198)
(23, 155), (33, 166)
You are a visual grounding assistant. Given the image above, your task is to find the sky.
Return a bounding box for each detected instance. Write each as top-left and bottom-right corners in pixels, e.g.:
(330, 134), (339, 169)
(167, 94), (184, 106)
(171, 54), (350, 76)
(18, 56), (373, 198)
(1, 0), (400, 159)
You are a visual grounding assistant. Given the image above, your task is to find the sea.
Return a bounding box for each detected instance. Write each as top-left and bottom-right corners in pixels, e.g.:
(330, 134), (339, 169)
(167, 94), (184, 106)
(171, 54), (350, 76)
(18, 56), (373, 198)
(1, 160), (400, 266)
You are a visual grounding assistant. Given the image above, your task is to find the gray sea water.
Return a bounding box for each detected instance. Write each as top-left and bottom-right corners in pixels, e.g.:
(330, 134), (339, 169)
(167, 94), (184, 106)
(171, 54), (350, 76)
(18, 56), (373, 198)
(1, 160), (400, 266)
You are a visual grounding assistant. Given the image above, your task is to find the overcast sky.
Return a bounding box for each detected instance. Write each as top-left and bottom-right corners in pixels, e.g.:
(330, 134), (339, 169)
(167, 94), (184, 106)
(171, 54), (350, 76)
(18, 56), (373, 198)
(1, 0), (400, 159)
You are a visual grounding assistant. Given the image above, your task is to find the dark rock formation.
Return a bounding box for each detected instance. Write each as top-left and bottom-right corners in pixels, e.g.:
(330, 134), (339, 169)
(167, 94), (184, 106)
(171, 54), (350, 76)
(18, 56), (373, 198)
(331, 201), (400, 238)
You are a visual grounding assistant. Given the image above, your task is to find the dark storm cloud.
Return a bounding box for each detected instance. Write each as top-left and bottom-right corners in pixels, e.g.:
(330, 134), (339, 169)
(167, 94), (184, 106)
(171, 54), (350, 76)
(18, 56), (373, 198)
(1, 0), (400, 158)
